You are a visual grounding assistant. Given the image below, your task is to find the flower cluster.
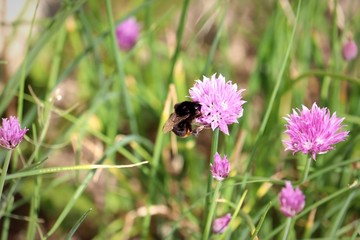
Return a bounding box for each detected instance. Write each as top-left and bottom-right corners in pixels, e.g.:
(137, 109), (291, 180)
(0, 116), (28, 150)
(115, 17), (140, 51)
(189, 74), (246, 135)
(210, 153), (230, 181)
(186, 73), (350, 233)
(283, 103), (348, 160)
(278, 181), (305, 218)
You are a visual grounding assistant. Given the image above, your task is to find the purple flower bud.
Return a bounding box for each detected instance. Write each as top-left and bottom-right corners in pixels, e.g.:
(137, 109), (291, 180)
(342, 40), (358, 61)
(212, 213), (231, 234)
(0, 116), (28, 150)
(210, 153), (230, 181)
(278, 181), (305, 218)
(283, 103), (348, 160)
(115, 17), (140, 51)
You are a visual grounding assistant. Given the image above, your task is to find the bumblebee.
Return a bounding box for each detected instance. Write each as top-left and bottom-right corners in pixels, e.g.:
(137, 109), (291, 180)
(162, 101), (203, 137)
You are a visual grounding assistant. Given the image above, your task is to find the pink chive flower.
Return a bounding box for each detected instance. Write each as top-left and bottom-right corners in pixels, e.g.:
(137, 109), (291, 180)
(342, 40), (358, 61)
(115, 17), (140, 51)
(283, 103), (348, 160)
(278, 181), (305, 218)
(210, 153), (230, 181)
(189, 74), (246, 135)
(0, 116), (28, 150)
(212, 213), (231, 234)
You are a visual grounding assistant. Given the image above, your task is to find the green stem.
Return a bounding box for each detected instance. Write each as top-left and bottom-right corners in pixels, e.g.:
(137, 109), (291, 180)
(1, 195), (13, 239)
(202, 1), (228, 75)
(298, 156), (312, 185)
(292, 70), (360, 86)
(329, 0), (341, 110)
(105, 0), (138, 135)
(203, 181), (222, 240)
(142, 92), (171, 237)
(246, 0), (302, 172)
(204, 128), (220, 229)
(282, 217), (293, 240)
(27, 176), (41, 240)
(17, 0), (39, 121)
(167, 0), (190, 85)
(0, 151), (13, 201)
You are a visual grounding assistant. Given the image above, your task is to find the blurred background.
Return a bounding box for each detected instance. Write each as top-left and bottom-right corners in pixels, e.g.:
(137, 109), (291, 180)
(1, 0), (360, 239)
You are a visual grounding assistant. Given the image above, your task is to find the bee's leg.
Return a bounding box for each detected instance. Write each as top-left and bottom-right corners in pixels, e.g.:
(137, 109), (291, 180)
(191, 125), (205, 136)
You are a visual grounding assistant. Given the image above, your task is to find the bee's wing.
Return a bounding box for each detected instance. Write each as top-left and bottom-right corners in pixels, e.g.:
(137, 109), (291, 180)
(162, 114), (176, 133)
(162, 113), (189, 133)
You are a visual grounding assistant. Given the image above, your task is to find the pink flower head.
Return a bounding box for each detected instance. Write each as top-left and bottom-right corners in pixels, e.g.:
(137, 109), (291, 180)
(0, 116), (28, 150)
(342, 40), (358, 61)
(210, 153), (230, 181)
(283, 103), (348, 160)
(189, 74), (246, 135)
(115, 17), (140, 51)
(212, 213), (231, 234)
(278, 181), (305, 218)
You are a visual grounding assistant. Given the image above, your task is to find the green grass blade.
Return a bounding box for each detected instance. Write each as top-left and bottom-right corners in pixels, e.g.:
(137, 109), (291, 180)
(17, 0), (39, 122)
(105, 0), (138, 136)
(202, 0), (228, 75)
(245, 0), (302, 173)
(65, 208), (93, 240)
(328, 191), (357, 237)
(167, 0), (190, 85)
(43, 162), (99, 238)
(251, 201), (273, 240)
(220, 189), (248, 239)
(6, 162), (148, 180)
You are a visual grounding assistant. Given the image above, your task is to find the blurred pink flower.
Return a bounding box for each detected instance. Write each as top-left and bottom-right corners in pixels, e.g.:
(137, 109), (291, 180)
(115, 17), (140, 51)
(210, 153), (230, 181)
(342, 40), (358, 61)
(189, 74), (246, 135)
(0, 116), (28, 150)
(278, 181), (305, 218)
(283, 103), (348, 160)
(212, 213), (231, 233)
